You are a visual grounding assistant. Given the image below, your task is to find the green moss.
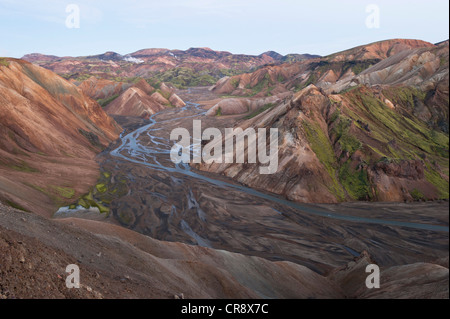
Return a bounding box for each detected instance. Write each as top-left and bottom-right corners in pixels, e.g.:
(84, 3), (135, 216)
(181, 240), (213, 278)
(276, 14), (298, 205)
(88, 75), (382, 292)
(410, 188), (425, 201)
(52, 186), (75, 199)
(230, 78), (239, 88)
(425, 166), (449, 199)
(10, 160), (39, 173)
(348, 88), (448, 159)
(77, 198), (89, 209)
(295, 74), (317, 92)
(329, 109), (340, 123)
(75, 74), (92, 82)
(303, 121), (345, 200)
(339, 162), (372, 200)
(76, 191), (109, 214)
(348, 60), (379, 75)
(97, 93), (120, 107)
(366, 145), (388, 158)
(92, 201), (109, 214)
(157, 89), (171, 100)
(96, 183), (107, 193)
(152, 67), (217, 89)
(0, 57), (10, 67)
(339, 135), (362, 155)
(4, 200), (29, 212)
(244, 103), (275, 120)
(25, 183), (74, 206)
(384, 87), (426, 109)
(247, 74), (272, 96)
(265, 86), (275, 97)
(67, 171), (128, 215)
(277, 74), (286, 82)
(215, 107), (222, 117)
(332, 116), (361, 155)
(146, 78), (161, 90)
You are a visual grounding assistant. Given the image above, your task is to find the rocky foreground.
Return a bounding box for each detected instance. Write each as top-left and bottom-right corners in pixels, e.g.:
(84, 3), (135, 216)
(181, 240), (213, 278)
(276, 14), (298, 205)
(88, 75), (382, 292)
(1, 202), (448, 299)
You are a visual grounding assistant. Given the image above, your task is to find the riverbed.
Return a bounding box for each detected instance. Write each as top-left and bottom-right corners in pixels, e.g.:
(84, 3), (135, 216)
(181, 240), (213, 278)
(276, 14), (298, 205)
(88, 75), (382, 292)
(58, 88), (450, 274)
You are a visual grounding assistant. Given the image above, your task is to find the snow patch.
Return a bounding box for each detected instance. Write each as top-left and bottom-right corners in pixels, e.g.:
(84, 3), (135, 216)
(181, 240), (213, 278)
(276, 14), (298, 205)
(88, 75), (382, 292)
(123, 56), (144, 64)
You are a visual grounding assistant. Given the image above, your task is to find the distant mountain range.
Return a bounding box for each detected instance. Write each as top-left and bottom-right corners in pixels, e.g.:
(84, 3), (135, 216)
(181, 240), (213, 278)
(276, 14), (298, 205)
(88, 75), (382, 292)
(21, 48), (320, 86)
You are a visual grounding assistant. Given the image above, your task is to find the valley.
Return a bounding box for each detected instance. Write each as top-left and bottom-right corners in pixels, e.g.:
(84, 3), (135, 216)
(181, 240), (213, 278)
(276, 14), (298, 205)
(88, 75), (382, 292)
(1, 39), (449, 299)
(55, 86), (448, 276)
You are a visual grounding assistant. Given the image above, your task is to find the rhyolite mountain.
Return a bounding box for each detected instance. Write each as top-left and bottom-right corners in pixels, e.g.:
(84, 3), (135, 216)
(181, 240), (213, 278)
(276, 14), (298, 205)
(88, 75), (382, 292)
(210, 39), (438, 97)
(105, 80), (186, 119)
(198, 39), (449, 203)
(0, 58), (122, 216)
(15, 39), (450, 204)
(22, 47), (320, 88)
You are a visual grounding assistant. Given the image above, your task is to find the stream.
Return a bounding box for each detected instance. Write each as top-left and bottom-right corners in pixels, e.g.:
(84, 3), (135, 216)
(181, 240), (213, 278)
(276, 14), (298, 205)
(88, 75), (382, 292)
(110, 102), (449, 233)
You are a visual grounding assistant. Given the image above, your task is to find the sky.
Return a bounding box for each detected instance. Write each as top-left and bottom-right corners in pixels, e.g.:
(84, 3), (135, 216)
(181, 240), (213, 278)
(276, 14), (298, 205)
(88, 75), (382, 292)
(0, 0), (449, 58)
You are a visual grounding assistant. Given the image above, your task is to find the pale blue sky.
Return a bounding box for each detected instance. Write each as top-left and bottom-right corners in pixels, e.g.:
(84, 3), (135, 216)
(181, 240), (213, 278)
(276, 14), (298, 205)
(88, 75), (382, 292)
(0, 0), (448, 58)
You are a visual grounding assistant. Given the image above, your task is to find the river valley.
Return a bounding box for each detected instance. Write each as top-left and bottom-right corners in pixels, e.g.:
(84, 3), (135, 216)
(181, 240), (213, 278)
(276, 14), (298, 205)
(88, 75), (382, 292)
(55, 87), (449, 275)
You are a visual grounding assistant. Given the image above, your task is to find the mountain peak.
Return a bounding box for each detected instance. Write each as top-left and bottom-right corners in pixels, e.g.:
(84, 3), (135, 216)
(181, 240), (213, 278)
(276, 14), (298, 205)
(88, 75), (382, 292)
(259, 51), (284, 60)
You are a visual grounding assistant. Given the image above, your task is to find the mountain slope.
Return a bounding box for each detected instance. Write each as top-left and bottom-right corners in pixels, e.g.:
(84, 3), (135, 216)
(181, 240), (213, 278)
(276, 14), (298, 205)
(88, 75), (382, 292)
(197, 82), (449, 203)
(1, 202), (447, 298)
(0, 58), (122, 216)
(211, 39), (437, 97)
(77, 76), (131, 101)
(199, 40), (448, 203)
(104, 80), (186, 118)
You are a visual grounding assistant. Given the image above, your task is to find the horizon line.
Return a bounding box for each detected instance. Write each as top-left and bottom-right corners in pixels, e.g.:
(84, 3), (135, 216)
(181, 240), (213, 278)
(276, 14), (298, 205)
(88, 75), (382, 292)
(11, 37), (449, 60)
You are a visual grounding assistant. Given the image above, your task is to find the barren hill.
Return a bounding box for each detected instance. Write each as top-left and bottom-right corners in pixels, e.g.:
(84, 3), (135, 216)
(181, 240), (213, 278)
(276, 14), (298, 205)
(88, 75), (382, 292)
(0, 58), (121, 216)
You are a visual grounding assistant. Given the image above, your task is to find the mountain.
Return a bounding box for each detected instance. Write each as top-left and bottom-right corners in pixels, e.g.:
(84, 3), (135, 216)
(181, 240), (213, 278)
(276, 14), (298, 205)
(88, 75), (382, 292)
(197, 39), (449, 203)
(260, 51), (321, 63)
(21, 48), (319, 88)
(259, 51), (285, 60)
(77, 76), (131, 101)
(105, 80), (186, 118)
(0, 58), (122, 216)
(19, 53), (61, 63)
(326, 39), (435, 62)
(210, 39), (436, 97)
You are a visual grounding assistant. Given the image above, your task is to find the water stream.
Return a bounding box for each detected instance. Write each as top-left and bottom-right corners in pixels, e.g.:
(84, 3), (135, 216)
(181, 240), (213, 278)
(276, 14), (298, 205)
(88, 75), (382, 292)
(109, 102), (449, 233)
